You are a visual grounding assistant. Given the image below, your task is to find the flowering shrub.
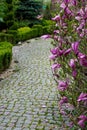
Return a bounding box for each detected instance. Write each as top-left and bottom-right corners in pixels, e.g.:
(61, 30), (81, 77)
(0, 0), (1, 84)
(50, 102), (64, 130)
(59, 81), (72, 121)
(42, 0), (87, 129)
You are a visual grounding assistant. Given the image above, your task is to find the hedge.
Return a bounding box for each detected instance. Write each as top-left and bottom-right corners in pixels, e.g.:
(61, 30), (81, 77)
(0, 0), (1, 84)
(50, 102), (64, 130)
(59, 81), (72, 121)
(32, 25), (43, 36)
(0, 41), (12, 72)
(0, 23), (54, 44)
(17, 25), (53, 42)
(0, 33), (16, 44)
(17, 27), (39, 41)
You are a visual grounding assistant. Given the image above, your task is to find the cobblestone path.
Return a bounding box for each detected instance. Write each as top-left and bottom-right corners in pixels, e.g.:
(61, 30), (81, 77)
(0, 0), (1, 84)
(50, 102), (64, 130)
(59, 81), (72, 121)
(0, 38), (61, 130)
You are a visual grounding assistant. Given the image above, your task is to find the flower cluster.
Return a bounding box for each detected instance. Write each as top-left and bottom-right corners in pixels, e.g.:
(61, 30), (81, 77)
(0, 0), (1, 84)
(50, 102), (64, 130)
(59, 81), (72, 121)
(42, 0), (87, 129)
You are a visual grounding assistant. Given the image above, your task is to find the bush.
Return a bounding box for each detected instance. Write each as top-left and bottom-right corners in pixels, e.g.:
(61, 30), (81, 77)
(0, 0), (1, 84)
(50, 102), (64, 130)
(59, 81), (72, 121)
(16, 20), (30, 28)
(9, 22), (19, 30)
(0, 41), (12, 72)
(7, 30), (18, 43)
(41, 19), (54, 26)
(17, 27), (31, 41)
(17, 27), (39, 41)
(0, 33), (16, 44)
(32, 25), (43, 36)
(17, 27), (31, 34)
(30, 28), (38, 38)
(42, 25), (53, 34)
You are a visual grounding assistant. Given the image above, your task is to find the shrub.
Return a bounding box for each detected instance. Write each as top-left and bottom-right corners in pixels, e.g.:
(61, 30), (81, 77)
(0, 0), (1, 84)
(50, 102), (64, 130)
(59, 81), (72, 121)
(32, 25), (43, 36)
(47, 0), (87, 129)
(43, 25), (53, 34)
(7, 30), (18, 43)
(17, 27), (39, 41)
(9, 22), (19, 30)
(0, 33), (16, 44)
(17, 27), (31, 41)
(41, 19), (54, 26)
(30, 28), (38, 38)
(17, 27), (31, 35)
(16, 20), (30, 28)
(0, 41), (12, 72)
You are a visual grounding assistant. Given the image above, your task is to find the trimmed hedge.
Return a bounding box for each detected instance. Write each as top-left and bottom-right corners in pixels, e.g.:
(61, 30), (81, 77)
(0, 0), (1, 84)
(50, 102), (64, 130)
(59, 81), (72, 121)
(32, 25), (43, 36)
(0, 41), (12, 72)
(17, 25), (53, 42)
(0, 21), (55, 44)
(0, 33), (16, 44)
(17, 27), (39, 41)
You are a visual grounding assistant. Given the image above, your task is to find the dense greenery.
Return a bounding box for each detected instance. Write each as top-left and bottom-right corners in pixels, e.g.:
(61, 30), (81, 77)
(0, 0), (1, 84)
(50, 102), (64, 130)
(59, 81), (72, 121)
(0, 41), (12, 71)
(0, 0), (53, 72)
(4, 0), (14, 29)
(15, 0), (43, 26)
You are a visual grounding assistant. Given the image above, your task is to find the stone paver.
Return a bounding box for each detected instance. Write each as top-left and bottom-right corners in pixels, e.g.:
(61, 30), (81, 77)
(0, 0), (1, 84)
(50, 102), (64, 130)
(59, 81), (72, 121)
(0, 38), (62, 130)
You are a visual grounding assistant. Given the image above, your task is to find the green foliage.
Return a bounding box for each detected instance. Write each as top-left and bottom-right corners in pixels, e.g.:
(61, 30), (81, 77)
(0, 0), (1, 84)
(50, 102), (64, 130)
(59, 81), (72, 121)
(0, 0), (7, 30)
(0, 33), (16, 44)
(42, 26), (50, 34)
(15, 0), (43, 26)
(17, 27), (31, 34)
(17, 23), (54, 41)
(41, 19), (54, 26)
(41, 19), (55, 34)
(17, 27), (38, 41)
(16, 20), (30, 28)
(32, 25), (43, 36)
(9, 22), (19, 30)
(4, 0), (15, 29)
(0, 0), (7, 22)
(0, 41), (12, 71)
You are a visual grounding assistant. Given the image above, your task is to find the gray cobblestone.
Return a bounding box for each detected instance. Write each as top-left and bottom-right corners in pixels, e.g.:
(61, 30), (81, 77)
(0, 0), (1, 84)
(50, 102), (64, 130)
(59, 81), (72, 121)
(0, 38), (62, 129)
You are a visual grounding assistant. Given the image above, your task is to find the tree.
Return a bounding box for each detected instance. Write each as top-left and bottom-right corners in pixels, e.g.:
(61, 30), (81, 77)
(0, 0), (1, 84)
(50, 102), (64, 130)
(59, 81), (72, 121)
(42, 0), (51, 19)
(15, 0), (43, 22)
(0, 0), (7, 30)
(4, 0), (15, 29)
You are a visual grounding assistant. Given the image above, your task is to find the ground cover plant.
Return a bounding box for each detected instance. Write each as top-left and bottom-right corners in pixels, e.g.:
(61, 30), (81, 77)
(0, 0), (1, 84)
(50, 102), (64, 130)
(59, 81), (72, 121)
(42, 0), (87, 129)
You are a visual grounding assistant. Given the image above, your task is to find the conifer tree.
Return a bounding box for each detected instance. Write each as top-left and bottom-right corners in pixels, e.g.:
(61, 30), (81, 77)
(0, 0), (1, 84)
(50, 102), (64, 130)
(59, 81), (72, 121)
(15, 0), (42, 21)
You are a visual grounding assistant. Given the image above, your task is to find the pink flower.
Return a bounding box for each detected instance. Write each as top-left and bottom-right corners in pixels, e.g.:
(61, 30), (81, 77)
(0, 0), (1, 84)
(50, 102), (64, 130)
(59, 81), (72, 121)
(77, 93), (87, 102)
(64, 0), (70, 4)
(78, 52), (87, 67)
(78, 52), (86, 59)
(49, 54), (57, 60)
(58, 80), (68, 91)
(51, 63), (61, 71)
(59, 96), (68, 106)
(60, 109), (66, 115)
(53, 35), (58, 40)
(71, 41), (80, 54)
(65, 7), (72, 15)
(50, 47), (64, 57)
(79, 56), (87, 67)
(72, 69), (77, 78)
(50, 47), (59, 55)
(78, 115), (87, 128)
(53, 30), (59, 34)
(78, 119), (85, 128)
(64, 48), (71, 56)
(69, 59), (76, 69)
(41, 34), (51, 39)
(60, 2), (66, 9)
(71, 0), (77, 6)
(52, 15), (60, 21)
(75, 16), (81, 21)
(80, 32), (84, 38)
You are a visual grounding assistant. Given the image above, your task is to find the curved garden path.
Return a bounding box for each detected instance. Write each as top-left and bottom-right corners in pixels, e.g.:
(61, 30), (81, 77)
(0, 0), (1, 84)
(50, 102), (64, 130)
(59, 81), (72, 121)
(0, 38), (62, 130)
